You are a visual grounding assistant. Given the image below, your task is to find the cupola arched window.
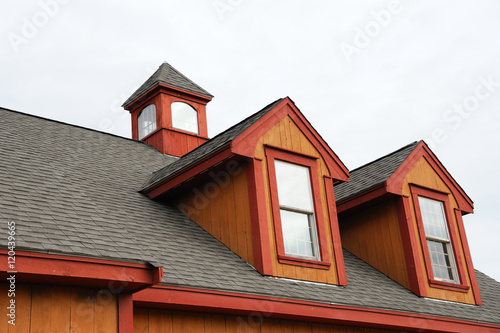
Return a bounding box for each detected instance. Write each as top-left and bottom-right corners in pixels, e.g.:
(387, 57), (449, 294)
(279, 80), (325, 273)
(138, 104), (156, 139)
(171, 102), (199, 134)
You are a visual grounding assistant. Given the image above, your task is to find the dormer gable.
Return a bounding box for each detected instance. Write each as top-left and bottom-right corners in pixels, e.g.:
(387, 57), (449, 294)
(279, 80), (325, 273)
(336, 141), (481, 305)
(123, 62), (213, 157)
(142, 97), (349, 286)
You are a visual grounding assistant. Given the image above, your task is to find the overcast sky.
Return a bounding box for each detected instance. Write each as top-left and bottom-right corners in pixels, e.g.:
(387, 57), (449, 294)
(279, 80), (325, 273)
(1, 1), (499, 283)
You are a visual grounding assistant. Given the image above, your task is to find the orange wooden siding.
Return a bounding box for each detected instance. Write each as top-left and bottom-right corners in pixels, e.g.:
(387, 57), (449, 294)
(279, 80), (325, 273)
(134, 307), (397, 333)
(402, 157), (476, 304)
(176, 162), (255, 267)
(339, 199), (410, 289)
(0, 283), (117, 333)
(255, 115), (340, 284)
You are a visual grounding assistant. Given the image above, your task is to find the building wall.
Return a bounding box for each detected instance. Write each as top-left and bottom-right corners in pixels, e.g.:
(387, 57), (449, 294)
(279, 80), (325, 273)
(339, 199), (410, 289)
(177, 161), (255, 267)
(134, 307), (397, 333)
(402, 157), (476, 304)
(255, 115), (340, 284)
(0, 283), (118, 332)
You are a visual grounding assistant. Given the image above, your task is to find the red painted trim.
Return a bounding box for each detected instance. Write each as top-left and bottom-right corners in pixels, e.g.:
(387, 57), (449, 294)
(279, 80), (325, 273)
(277, 255), (330, 269)
(247, 158), (273, 275)
(164, 126), (209, 140)
(410, 185), (470, 292)
(324, 176), (347, 285)
(0, 250), (160, 290)
(144, 146), (233, 198)
(231, 98), (349, 182)
(454, 209), (482, 305)
(336, 185), (389, 213)
(133, 285), (500, 333)
(386, 142), (473, 213)
(265, 147), (331, 268)
(264, 144), (319, 161)
(396, 196), (427, 296)
(119, 293), (134, 333)
(123, 82), (212, 110)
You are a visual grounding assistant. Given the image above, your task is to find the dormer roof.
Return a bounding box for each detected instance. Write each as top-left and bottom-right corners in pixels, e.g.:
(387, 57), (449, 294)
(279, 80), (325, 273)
(335, 142), (419, 203)
(335, 140), (474, 214)
(141, 98), (284, 192)
(122, 62), (213, 109)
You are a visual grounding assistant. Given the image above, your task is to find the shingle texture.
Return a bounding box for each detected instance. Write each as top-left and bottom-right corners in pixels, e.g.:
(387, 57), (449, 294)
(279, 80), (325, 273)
(122, 62), (213, 107)
(141, 98), (283, 191)
(0, 107), (499, 326)
(334, 141), (419, 202)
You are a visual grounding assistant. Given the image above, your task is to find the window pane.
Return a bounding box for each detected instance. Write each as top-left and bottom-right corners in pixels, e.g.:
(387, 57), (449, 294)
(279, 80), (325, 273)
(426, 239), (458, 282)
(280, 209), (314, 258)
(138, 104), (156, 139)
(275, 160), (314, 212)
(172, 102), (199, 134)
(418, 197), (449, 240)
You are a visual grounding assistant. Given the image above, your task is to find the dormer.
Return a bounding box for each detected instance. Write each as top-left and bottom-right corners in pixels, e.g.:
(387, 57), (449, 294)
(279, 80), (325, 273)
(141, 97), (350, 285)
(122, 62), (213, 157)
(335, 141), (481, 305)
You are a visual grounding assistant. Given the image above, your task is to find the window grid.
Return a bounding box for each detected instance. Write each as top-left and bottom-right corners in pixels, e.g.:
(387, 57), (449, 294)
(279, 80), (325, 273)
(418, 197), (459, 283)
(138, 105), (156, 139)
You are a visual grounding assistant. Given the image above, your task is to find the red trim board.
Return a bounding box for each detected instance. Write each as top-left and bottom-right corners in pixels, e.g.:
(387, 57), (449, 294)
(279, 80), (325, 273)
(133, 285), (499, 333)
(0, 250), (162, 291)
(246, 157), (273, 275)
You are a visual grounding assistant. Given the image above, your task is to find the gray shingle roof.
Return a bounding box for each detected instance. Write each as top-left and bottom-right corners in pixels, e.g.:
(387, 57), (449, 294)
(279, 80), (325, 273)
(141, 98), (284, 192)
(122, 62), (213, 108)
(0, 108), (498, 326)
(334, 141), (419, 202)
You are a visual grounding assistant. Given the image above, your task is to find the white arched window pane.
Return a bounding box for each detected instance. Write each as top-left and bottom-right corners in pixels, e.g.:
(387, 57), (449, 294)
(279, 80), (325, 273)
(138, 104), (156, 139)
(171, 102), (199, 134)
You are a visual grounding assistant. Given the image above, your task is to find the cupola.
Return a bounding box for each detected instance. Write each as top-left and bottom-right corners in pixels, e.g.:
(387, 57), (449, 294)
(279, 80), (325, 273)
(122, 62), (213, 157)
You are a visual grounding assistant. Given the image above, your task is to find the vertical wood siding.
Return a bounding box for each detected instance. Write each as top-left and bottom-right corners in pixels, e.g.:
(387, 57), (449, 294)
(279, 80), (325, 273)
(0, 283), (118, 332)
(339, 199), (410, 289)
(134, 308), (397, 333)
(176, 162), (255, 267)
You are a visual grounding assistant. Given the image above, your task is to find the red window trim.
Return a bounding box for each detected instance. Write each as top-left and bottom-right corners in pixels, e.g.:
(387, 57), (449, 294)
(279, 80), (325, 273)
(265, 146), (331, 269)
(409, 184), (469, 293)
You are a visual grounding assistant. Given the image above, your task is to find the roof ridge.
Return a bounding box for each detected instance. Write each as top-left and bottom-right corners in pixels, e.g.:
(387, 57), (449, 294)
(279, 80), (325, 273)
(349, 141), (420, 173)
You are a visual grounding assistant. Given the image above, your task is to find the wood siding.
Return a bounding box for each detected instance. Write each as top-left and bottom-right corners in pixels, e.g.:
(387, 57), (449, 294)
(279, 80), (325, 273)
(0, 283), (117, 332)
(176, 162), (255, 266)
(339, 199), (410, 289)
(134, 308), (396, 333)
(402, 157), (476, 304)
(255, 115), (339, 284)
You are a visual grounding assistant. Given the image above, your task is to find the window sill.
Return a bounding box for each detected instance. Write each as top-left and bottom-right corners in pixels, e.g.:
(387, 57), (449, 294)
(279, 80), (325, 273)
(278, 255), (331, 269)
(429, 279), (470, 293)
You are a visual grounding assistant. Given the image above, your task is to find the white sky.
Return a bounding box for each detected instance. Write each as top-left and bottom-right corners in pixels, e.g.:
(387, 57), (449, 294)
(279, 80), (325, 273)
(1, 1), (499, 283)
